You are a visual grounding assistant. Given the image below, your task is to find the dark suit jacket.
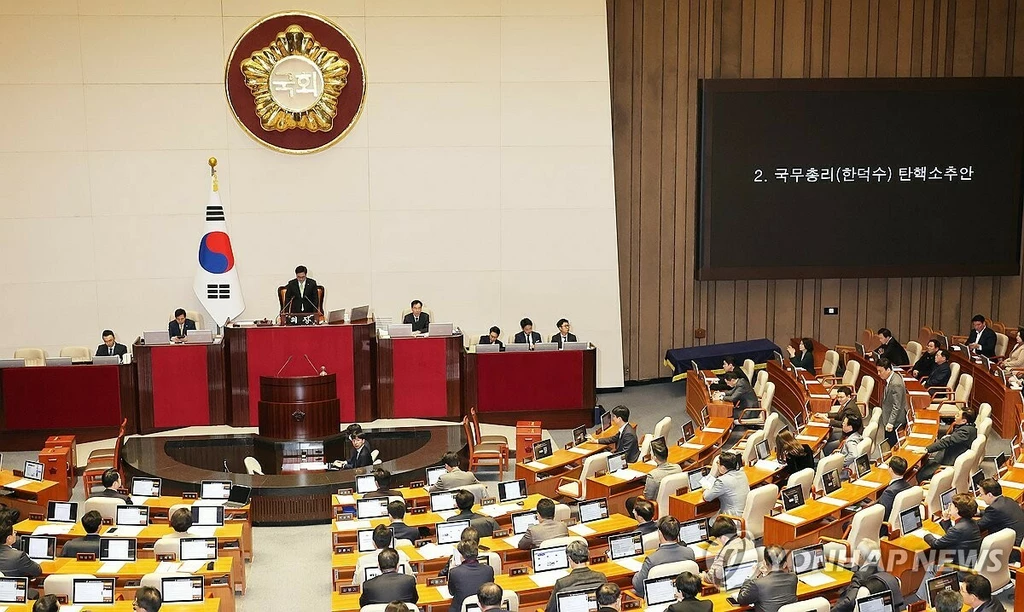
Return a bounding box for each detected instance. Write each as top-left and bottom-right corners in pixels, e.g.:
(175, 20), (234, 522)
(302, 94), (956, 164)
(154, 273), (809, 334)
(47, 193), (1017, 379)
(390, 521), (421, 544)
(168, 318), (196, 339)
(359, 571), (419, 606)
(448, 559), (495, 612)
(347, 444), (374, 469)
(924, 518), (982, 566)
(597, 423), (639, 463)
(545, 567), (608, 612)
(363, 489), (402, 500)
(827, 399), (861, 429)
(709, 367), (749, 391)
(834, 564), (904, 612)
(98, 488), (132, 505)
(926, 362), (952, 391)
(735, 571), (798, 612)
(968, 327), (997, 358)
(448, 510), (500, 537)
(551, 333), (578, 348)
(403, 312), (430, 333)
(283, 277), (320, 314)
(514, 331), (543, 345)
(636, 520), (658, 536)
(972, 599), (1005, 612)
(789, 350), (815, 375)
(926, 423), (977, 466)
(0, 544), (41, 578)
(875, 338), (910, 366)
(913, 351), (936, 377)
(95, 343), (128, 358)
(478, 336), (504, 348)
(61, 534), (102, 558)
(724, 378), (759, 409)
(977, 495), (1024, 547)
(667, 601), (713, 612)
(875, 478), (912, 527)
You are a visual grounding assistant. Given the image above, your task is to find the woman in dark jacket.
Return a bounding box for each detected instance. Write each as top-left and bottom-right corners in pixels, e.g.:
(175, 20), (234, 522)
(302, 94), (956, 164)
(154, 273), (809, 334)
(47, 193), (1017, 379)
(786, 337), (816, 375)
(775, 430), (815, 482)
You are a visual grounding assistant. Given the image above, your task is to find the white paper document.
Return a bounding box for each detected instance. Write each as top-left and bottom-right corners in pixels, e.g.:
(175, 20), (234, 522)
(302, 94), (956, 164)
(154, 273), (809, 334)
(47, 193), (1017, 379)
(615, 558), (644, 572)
(568, 523), (596, 536)
(526, 461), (548, 470)
(529, 569), (569, 587)
(180, 560), (208, 573)
(905, 446), (928, 454)
(32, 524), (73, 536)
(799, 573), (835, 587)
(568, 447), (591, 455)
(157, 561), (182, 573)
(435, 586), (452, 600)
(796, 435), (818, 443)
(97, 561), (126, 575)
(478, 504), (518, 518)
(435, 510), (458, 520)
(334, 494), (356, 505)
(908, 528), (938, 540)
(334, 520), (371, 531)
(915, 419), (937, 425)
(754, 460), (782, 471)
(608, 469), (644, 481)
(909, 433), (932, 439)
(416, 543), (455, 560)
(773, 513), (802, 525)
(817, 496), (846, 507)
(998, 479), (1024, 490)
(681, 443), (704, 450)
(503, 534), (525, 548)
(852, 479), (878, 488)
(4, 479), (32, 489)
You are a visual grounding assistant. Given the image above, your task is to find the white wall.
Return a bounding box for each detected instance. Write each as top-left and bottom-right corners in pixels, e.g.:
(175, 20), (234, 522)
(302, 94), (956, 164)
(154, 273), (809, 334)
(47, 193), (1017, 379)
(0, 0), (624, 387)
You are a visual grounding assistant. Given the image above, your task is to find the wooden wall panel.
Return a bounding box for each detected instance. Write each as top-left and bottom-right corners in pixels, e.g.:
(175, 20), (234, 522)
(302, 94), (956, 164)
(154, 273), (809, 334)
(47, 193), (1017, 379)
(608, 0), (1024, 381)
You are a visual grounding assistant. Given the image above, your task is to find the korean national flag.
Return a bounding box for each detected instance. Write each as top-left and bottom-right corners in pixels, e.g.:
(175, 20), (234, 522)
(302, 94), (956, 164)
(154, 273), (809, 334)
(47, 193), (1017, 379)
(192, 178), (245, 325)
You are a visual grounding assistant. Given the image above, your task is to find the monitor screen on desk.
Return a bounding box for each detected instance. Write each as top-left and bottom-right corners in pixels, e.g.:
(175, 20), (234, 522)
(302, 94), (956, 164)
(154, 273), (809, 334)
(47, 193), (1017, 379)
(47, 501), (77, 523)
(556, 588), (597, 612)
(643, 576), (677, 607)
(607, 531), (643, 560)
(822, 469), (842, 496)
(754, 439), (770, 461)
(162, 576), (205, 603)
(131, 477), (162, 498)
(939, 487), (956, 513)
(357, 497), (390, 519)
(899, 507), (922, 535)
(572, 426), (587, 445)
(600, 411), (612, 432)
(578, 498), (608, 524)
(856, 590), (895, 612)
(355, 474), (378, 494)
(24, 460), (43, 482)
(532, 544), (569, 573)
(357, 527), (394, 553)
(21, 536), (55, 561)
(436, 520), (469, 545)
(723, 560), (758, 592)
(790, 544), (825, 575)
(606, 451), (627, 474)
(511, 511), (539, 535)
(72, 578), (114, 604)
(532, 439), (553, 461)
(687, 467), (708, 491)
(678, 518), (709, 545)
(498, 479), (527, 503)
(926, 571), (960, 606)
(201, 480), (231, 500)
(116, 505), (149, 526)
(855, 454), (872, 479)
(970, 469), (985, 493)
(191, 505), (224, 526)
(99, 537), (137, 562)
(429, 491), (458, 513)
(180, 537), (218, 561)
(0, 578), (27, 603)
(426, 465), (446, 487)
(682, 422), (695, 441)
(781, 485), (804, 511)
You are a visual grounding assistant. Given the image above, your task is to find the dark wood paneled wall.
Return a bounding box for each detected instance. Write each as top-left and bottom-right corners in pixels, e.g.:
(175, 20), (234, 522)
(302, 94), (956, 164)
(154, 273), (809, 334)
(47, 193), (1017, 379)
(608, 0), (1024, 381)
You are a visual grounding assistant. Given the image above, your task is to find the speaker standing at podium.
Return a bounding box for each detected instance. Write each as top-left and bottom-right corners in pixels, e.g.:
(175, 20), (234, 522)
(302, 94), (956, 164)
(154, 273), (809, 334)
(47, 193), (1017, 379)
(283, 265), (320, 314)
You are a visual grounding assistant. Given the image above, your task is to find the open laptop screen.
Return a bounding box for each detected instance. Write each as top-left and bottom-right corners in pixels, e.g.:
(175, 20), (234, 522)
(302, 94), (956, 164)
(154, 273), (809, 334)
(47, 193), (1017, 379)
(724, 560), (758, 592)
(511, 511), (539, 535)
(899, 507), (922, 535)
(790, 544), (825, 574)
(161, 576), (204, 603)
(0, 577), (27, 603)
(498, 479), (527, 503)
(856, 590), (895, 612)
(46, 501), (77, 523)
(578, 498), (608, 523)
(356, 474), (378, 494)
(532, 545), (569, 573)
(678, 518), (709, 546)
(607, 531), (643, 560)
(426, 465), (446, 487)
(200, 480), (231, 500)
(436, 520), (470, 545)
(131, 477), (162, 498)
(116, 505), (149, 526)
(72, 578), (114, 604)
(99, 538), (137, 562)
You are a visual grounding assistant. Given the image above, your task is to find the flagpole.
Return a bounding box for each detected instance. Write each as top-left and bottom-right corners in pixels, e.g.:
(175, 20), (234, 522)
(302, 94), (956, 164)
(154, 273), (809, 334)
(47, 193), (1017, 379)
(209, 157), (223, 337)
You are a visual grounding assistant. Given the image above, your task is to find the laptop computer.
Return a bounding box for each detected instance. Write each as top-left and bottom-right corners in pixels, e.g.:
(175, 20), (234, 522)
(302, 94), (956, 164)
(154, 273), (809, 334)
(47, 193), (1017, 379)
(44, 357), (73, 367)
(143, 330), (171, 345)
(821, 469), (842, 496)
(429, 323), (454, 336)
(754, 439), (770, 462)
(532, 544), (569, 573)
(0, 359), (26, 369)
(0, 577), (27, 603)
(179, 537), (218, 561)
(436, 520), (470, 545)
(191, 504), (225, 526)
(426, 465), (446, 487)
(781, 484), (805, 511)
(185, 329), (213, 344)
(898, 507), (926, 538)
(24, 460), (44, 482)
(600, 411), (613, 432)
(429, 490), (458, 513)
(606, 451), (628, 474)
(116, 505), (149, 526)
(161, 576), (205, 604)
(642, 576), (678, 612)
(555, 588), (597, 612)
(327, 309), (346, 324)
(72, 578), (115, 604)
(561, 342), (588, 351)
(357, 497), (390, 519)
(855, 590), (896, 612)
(700, 406), (711, 428)
(571, 425), (587, 446)
(970, 469), (985, 494)
(131, 477), (162, 499)
(532, 439), (553, 461)
(475, 343), (500, 354)
(99, 537), (137, 562)
(20, 536), (55, 561)
(503, 343), (530, 352)
(723, 559), (759, 600)
(498, 479), (528, 503)
(92, 355), (121, 365)
(678, 518), (709, 546)
(925, 571), (960, 607)
(534, 343), (559, 352)
(349, 305), (370, 321)
(687, 467), (709, 491)
(578, 498), (609, 524)
(511, 511), (539, 535)
(939, 487), (956, 515)
(357, 527), (394, 552)
(200, 480), (232, 500)
(607, 531), (643, 560)
(356, 474), (378, 494)
(47, 501), (77, 523)
(791, 543), (833, 586)
(226, 484), (252, 508)
(388, 324), (414, 337)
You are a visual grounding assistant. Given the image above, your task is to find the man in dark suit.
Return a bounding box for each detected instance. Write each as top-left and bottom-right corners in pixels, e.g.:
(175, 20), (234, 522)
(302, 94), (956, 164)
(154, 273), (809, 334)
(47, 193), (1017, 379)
(60, 510), (103, 557)
(917, 408), (977, 483)
(477, 583), (505, 612)
(551, 319), (578, 348)
(977, 479), (1024, 561)
(873, 328), (910, 365)
(518, 498), (568, 549)
(833, 540), (903, 612)
(387, 501), (421, 543)
(478, 326), (504, 348)
(96, 330), (128, 361)
(402, 300), (429, 332)
(282, 265), (320, 314)
(0, 523), (41, 597)
(708, 357), (748, 391)
(632, 517), (695, 595)
(961, 575), (1003, 612)
(545, 541), (608, 612)
(873, 456), (910, 534)
(514, 318), (543, 346)
(359, 548), (418, 606)
(628, 498), (659, 536)
(592, 405), (639, 463)
(596, 583), (623, 612)
(967, 314), (997, 358)
(168, 308), (196, 341)
(339, 433), (373, 469)
(448, 539), (494, 612)
(448, 490), (499, 537)
(918, 493), (983, 601)
(667, 572), (712, 612)
(912, 339), (941, 379)
(926, 349), (953, 393)
(735, 545), (797, 612)
(363, 468), (402, 499)
(721, 372), (759, 421)
(821, 386), (861, 454)
(97, 469), (132, 504)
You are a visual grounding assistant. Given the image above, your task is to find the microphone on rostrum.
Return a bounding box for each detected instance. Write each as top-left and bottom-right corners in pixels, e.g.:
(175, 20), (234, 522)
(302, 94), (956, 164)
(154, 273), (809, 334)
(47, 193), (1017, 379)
(223, 460), (230, 473)
(276, 355), (293, 377)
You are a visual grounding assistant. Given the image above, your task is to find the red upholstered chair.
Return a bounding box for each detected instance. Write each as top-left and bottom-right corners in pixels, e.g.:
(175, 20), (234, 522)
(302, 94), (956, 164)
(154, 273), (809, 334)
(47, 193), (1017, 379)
(469, 407), (508, 467)
(277, 285), (326, 311)
(82, 424), (126, 495)
(461, 417), (506, 471)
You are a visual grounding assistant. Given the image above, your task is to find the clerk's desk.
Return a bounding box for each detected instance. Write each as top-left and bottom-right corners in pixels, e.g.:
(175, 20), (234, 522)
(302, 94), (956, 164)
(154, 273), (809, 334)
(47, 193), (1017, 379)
(32, 557), (235, 612)
(513, 422), (622, 499)
(14, 520), (246, 594)
(0, 470), (62, 518)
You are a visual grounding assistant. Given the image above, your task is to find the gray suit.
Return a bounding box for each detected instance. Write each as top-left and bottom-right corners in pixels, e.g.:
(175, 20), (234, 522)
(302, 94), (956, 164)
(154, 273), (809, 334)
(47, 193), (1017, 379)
(644, 462), (683, 500)
(632, 542), (695, 594)
(881, 372), (908, 445)
(61, 534), (102, 558)
(0, 543), (41, 579)
(545, 567), (607, 612)
(702, 469), (750, 517)
(431, 468), (479, 491)
(447, 510), (499, 537)
(735, 571), (798, 612)
(724, 379), (759, 409)
(517, 518), (568, 550)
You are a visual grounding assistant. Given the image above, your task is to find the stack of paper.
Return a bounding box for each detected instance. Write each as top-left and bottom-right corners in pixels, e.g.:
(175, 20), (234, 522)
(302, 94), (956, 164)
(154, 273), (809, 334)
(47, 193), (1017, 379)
(435, 510), (458, 520)
(97, 561), (126, 575)
(334, 494), (356, 505)
(818, 496), (846, 507)
(4, 479), (32, 490)
(681, 443), (704, 450)
(416, 543), (455, 559)
(156, 561), (182, 573)
(568, 523), (596, 536)
(852, 479), (877, 488)
(526, 461), (548, 469)
(529, 570), (569, 587)
(503, 534), (525, 548)
(773, 513), (802, 525)
(754, 460), (782, 471)
(435, 586), (452, 600)
(905, 446), (927, 454)
(567, 447), (590, 455)
(608, 469), (644, 481)
(997, 479), (1024, 490)
(799, 573), (835, 587)
(32, 524), (73, 536)
(478, 503), (519, 518)
(334, 520), (371, 531)
(615, 558), (643, 572)
(180, 560), (208, 573)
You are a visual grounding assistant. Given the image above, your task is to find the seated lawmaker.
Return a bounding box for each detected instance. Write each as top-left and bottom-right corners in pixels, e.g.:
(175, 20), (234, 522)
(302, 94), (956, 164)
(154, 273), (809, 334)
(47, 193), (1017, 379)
(478, 326), (504, 348)
(133, 587), (162, 612)
(352, 525), (414, 583)
(917, 493), (982, 601)
(708, 356), (748, 391)
(447, 489), (499, 537)
(628, 498), (658, 535)
(402, 300), (429, 332)
(873, 328), (910, 365)
(734, 545), (797, 612)
(513, 318), (542, 346)
(363, 468), (402, 499)
(961, 575), (1002, 612)
(632, 517), (694, 595)
(60, 510), (103, 557)
(591, 405), (639, 463)
(33, 595), (60, 612)
(359, 549), (418, 606)
(720, 372), (758, 420)
(667, 572), (712, 612)
(916, 408), (977, 483)
(517, 497), (568, 549)
(926, 349), (952, 393)
(967, 314), (997, 357)
(0, 523), (41, 595)
(387, 501), (421, 543)
(912, 338), (942, 379)
(976, 479), (1024, 561)
(545, 541), (607, 612)
(283, 265), (320, 314)
(97, 468), (132, 504)
(448, 539), (494, 612)
(96, 330), (128, 360)
(430, 451), (480, 491)
(551, 319), (578, 348)
(1003, 328), (1024, 369)
(643, 439), (682, 499)
(701, 452), (749, 518)
(786, 337), (815, 375)
(168, 308), (196, 341)
(819, 385), (859, 454)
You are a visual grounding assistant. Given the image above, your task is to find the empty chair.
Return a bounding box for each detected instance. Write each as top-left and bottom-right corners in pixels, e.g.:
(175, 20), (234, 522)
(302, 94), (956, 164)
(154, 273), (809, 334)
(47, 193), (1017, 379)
(929, 373), (973, 419)
(655, 473), (689, 518)
(905, 341), (922, 368)
(779, 597), (830, 612)
(461, 417), (506, 471)
(854, 377), (875, 416)
(60, 346), (92, 363)
(469, 407), (509, 449)
(244, 456), (263, 475)
(553, 503), (571, 523)
(741, 359), (756, 382)
(82, 497), (125, 522)
(950, 449), (978, 493)
(976, 402), (992, 424)
(995, 332), (1009, 358)
(821, 505), (885, 565)
(817, 350), (840, 379)
(13, 348), (46, 366)
(555, 452), (610, 500)
(821, 358), (858, 390)
(786, 468), (814, 501)
(752, 370), (769, 397)
(976, 419), (992, 441)
(638, 434), (653, 461)
(459, 591), (519, 612)
(648, 559), (700, 581)
(42, 574), (96, 602)
(763, 413), (783, 452)
(652, 416), (673, 441)
(739, 430), (766, 466)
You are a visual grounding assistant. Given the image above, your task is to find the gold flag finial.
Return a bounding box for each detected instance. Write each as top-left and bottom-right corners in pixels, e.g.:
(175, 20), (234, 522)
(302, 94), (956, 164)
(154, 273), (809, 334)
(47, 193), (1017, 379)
(209, 157), (219, 192)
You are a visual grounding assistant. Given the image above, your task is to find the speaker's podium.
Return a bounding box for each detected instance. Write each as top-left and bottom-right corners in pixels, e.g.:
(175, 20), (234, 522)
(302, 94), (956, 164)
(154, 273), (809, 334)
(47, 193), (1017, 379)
(257, 373), (340, 439)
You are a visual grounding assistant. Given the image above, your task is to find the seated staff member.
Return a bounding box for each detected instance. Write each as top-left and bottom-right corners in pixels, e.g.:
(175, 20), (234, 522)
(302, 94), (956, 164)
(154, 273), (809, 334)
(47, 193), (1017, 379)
(513, 318), (542, 346)
(708, 357), (748, 391)
(667, 572), (712, 612)
(448, 539), (495, 612)
(96, 329), (128, 360)
(545, 541), (607, 612)
(916, 408), (977, 483)
(352, 525), (414, 585)
(976, 479), (1024, 561)
(338, 432), (373, 469)
(734, 545), (797, 612)
(933, 591), (964, 612)
(917, 493), (982, 602)
(359, 549), (418, 606)
(168, 308), (196, 341)
(403, 300), (429, 332)
(97, 468), (132, 504)
(967, 314), (996, 358)
(912, 338), (942, 379)
(643, 438), (682, 500)
(629, 498), (658, 535)
(283, 265), (320, 314)
(478, 326), (504, 348)
(551, 319), (577, 348)
(363, 468), (402, 499)
(477, 583), (504, 612)
(517, 498), (567, 550)
(721, 372), (758, 422)
(873, 456), (911, 535)
(387, 501), (421, 543)
(873, 328), (910, 365)
(596, 583), (622, 612)
(877, 358), (908, 447)
(430, 451), (479, 491)
(786, 337), (815, 375)
(701, 451), (749, 517)
(61, 510), (103, 557)
(820, 386), (860, 454)
(632, 517), (694, 595)
(133, 587), (162, 612)
(447, 489), (500, 537)
(925, 349), (953, 393)
(590, 405), (639, 463)
(33, 595), (60, 612)
(1003, 328), (1024, 368)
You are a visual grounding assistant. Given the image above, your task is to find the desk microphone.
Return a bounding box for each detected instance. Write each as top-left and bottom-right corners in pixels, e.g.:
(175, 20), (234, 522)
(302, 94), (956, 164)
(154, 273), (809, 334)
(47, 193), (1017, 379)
(276, 356), (293, 377)
(223, 460), (230, 473)
(302, 294), (324, 319)
(278, 297), (295, 321)
(303, 354), (318, 375)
